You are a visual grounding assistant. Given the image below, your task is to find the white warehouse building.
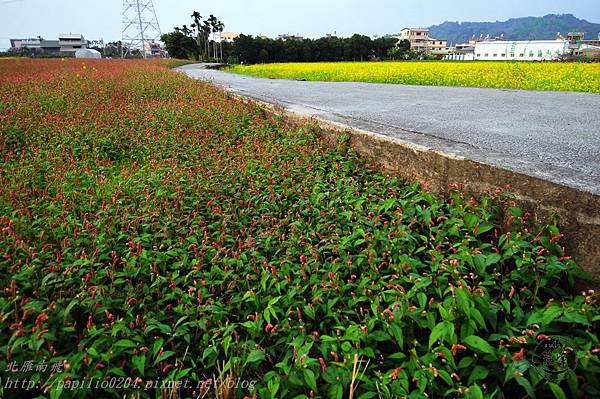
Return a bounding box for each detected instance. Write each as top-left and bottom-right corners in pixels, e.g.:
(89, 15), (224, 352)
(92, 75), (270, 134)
(473, 40), (570, 61)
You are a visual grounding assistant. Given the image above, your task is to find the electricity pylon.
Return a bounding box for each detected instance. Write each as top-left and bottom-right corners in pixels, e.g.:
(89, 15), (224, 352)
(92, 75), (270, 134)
(122, 0), (162, 58)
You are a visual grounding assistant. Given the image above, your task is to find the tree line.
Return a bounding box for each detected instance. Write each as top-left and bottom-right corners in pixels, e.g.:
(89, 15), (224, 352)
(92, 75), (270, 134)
(161, 11), (227, 62)
(232, 34), (407, 64)
(161, 10), (419, 64)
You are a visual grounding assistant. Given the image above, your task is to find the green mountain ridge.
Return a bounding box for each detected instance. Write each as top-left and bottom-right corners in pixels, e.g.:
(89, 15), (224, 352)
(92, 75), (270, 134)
(427, 14), (600, 45)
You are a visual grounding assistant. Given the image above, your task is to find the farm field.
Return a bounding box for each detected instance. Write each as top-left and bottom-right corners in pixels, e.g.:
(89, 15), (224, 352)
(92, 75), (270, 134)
(0, 59), (599, 398)
(229, 61), (600, 93)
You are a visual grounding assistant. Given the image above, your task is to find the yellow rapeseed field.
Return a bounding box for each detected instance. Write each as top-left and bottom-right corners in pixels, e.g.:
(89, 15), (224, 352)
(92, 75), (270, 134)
(229, 61), (600, 93)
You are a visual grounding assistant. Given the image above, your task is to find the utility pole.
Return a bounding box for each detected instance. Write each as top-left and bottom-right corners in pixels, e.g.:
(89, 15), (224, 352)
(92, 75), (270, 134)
(122, 0), (162, 58)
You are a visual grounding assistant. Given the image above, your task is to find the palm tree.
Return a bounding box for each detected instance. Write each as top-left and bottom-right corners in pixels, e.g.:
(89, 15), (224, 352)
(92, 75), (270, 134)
(190, 11), (203, 60)
(191, 10), (202, 27)
(202, 20), (211, 60)
(217, 20), (225, 62)
(208, 15), (218, 60)
(190, 23), (200, 60)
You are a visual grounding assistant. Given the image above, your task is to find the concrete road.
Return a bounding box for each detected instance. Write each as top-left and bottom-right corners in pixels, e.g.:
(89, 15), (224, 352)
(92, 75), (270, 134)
(178, 64), (600, 195)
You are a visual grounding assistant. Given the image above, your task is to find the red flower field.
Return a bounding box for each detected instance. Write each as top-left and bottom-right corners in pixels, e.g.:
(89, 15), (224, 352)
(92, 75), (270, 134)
(0, 59), (598, 398)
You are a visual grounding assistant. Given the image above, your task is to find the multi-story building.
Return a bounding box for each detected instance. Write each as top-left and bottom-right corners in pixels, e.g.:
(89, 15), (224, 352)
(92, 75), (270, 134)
(397, 28), (429, 52)
(143, 40), (164, 57)
(9, 34), (95, 55)
(427, 38), (451, 57)
(41, 40), (60, 53)
(473, 39), (570, 61)
(454, 40), (476, 54)
(220, 32), (240, 43)
(567, 32), (585, 42)
(276, 34), (304, 41)
(9, 37), (60, 53)
(448, 38), (476, 60)
(9, 38), (27, 50)
(58, 33), (88, 54)
(562, 32), (600, 58)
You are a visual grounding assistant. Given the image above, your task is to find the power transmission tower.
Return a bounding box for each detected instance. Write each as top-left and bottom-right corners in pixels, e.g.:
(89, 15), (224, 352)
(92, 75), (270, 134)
(122, 0), (162, 58)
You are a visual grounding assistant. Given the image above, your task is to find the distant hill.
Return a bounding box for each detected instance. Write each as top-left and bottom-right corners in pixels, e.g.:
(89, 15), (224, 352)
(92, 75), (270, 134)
(428, 14), (600, 45)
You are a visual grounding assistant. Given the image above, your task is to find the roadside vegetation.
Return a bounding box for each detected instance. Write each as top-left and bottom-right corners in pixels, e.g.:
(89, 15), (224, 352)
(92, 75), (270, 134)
(229, 61), (600, 93)
(1, 59), (599, 399)
(160, 10), (414, 65)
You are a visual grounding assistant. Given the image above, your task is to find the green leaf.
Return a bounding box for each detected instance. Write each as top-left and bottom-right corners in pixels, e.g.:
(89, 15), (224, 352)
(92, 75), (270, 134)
(87, 347), (99, 357)
(471, 308), (486, 329)
(429, 321), (448, 348)
(456, 287), (471, 318)
(357, 393), (377, 399)
(548, 383), (567, 399)
(154, 350), (175, 365)
(303, 368), (318, 392)
(542, 306), (563, 326)
(328, 383), (343, 399)
(485, 253), (501, 267)
(114, 339), (137, 349)
(304, 305), (315, 320)
(245, 350), (265, 366)
(468, 366), (489, 384)
(353, 199), (365, 211)
(417, 292), (427, 308)
(526, 309), (544, 325)
(562, 311), (588, 325)
(508, 207), (522, 218)
(267, 376), (280, 397)
(467, 384), (483, 399)
(49, 381), (64, 399)
(389, 322), (404, 349)
(464, 213), (479, 229)
(132, 354), (146, 376)
(370, 330), (391, 341)
(62, 299), (79, 319)
(515, 376), (536, 399)
(381, 198), (396, 214)
(152, 338), (164, 358)
(472, 254), (486, 275)
(463, 335), (495, 355)
(354, 238), (365, 247)
(108, 367), (127, 377)
(458, 356), (474, 369)
(438, 369), (453, 385)
(475, 222), (494, 236)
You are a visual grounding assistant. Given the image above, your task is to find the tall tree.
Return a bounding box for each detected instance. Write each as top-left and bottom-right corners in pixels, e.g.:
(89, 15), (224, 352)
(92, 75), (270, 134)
(161, 31), (197, 59)
(217, 20), (225, 62)
(208, 15), (218, 60)
(190, 11), (204, 60)
(202, 20), (211, 60)
(167, 10), (232, 62)
(181, 24), (192, 37)
(233, 34), (399, 64)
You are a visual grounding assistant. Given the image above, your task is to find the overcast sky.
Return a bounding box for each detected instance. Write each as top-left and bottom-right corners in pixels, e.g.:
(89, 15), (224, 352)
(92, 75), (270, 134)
(1, 0), (599, 49)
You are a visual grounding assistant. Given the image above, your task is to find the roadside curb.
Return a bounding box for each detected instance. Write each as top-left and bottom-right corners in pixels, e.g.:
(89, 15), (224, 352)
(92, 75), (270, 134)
(230, 93), (600, 284)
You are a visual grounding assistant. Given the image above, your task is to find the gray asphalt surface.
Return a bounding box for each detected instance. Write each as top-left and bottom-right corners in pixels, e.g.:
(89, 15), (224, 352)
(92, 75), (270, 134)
(178, 63), (600, 195)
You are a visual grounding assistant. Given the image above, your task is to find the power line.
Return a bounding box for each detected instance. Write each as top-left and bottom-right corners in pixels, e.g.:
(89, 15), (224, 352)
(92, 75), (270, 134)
(122, 0), (162, 58)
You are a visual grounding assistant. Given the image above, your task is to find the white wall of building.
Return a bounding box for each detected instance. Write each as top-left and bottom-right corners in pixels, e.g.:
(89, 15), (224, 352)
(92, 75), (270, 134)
(444, 53), (474, 61)
(474, 40), (569, 61)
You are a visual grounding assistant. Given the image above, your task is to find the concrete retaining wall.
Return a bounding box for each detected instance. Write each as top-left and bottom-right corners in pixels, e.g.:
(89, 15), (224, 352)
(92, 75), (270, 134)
(269, 105), (600, 284)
